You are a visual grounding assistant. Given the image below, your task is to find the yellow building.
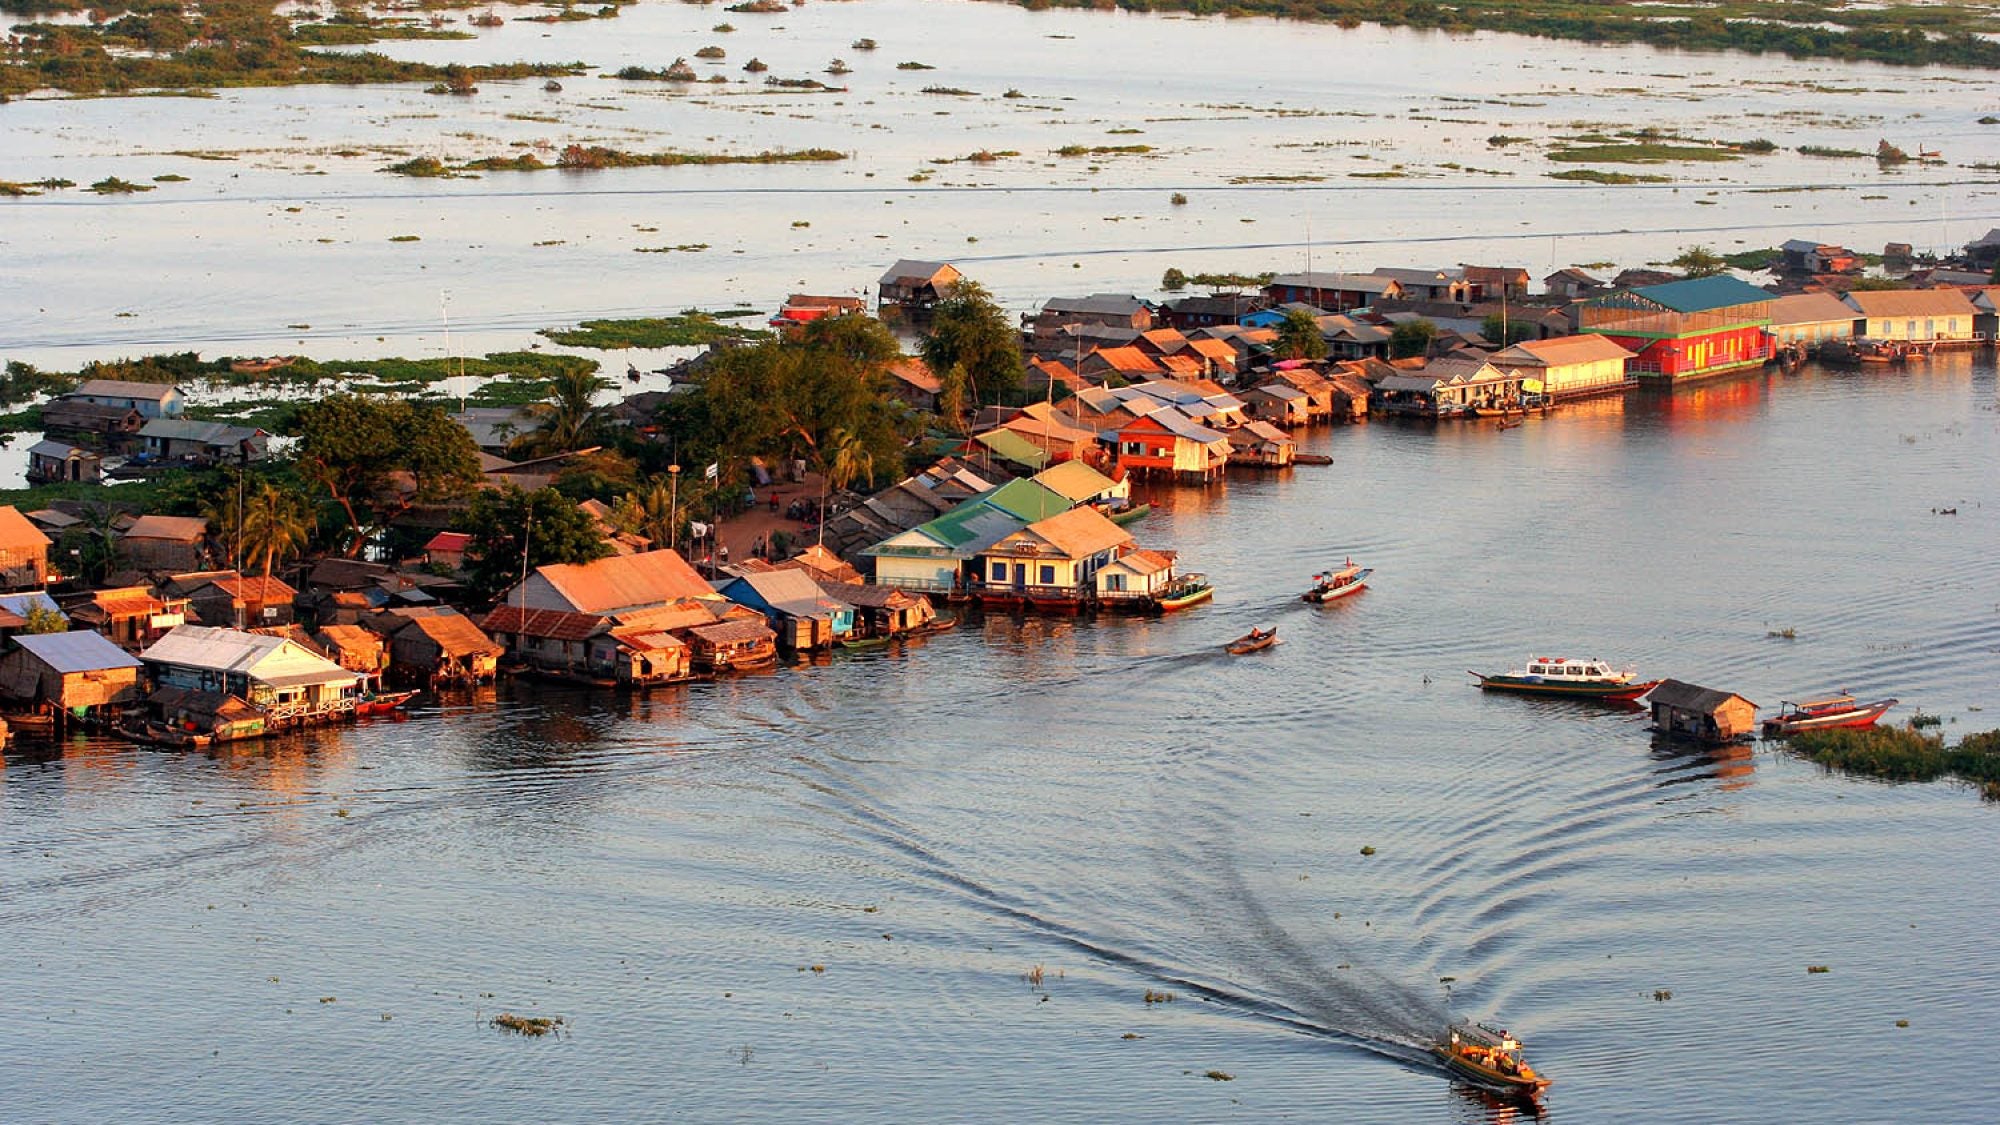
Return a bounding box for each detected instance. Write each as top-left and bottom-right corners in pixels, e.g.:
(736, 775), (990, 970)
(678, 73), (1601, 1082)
(1489, 334), (1635, 398)
(1843, 289), (1978, 343)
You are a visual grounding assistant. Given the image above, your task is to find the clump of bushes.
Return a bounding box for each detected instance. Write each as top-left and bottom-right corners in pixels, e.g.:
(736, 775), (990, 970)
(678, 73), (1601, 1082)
(1790, 726), (2000, 798)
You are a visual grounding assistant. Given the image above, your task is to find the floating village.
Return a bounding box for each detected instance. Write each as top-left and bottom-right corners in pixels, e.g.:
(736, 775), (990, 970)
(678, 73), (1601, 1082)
(1, 228), (1996, 780)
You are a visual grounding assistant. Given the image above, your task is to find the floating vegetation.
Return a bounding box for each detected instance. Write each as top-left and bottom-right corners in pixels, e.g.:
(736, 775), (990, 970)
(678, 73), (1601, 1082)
(635, 244), (710, 253)
(1170, 192), (1188, 205)
(1790, 726), (2000, 797)
(1359, 845), (1377, 856)
(852, 38), (878, 50)
(921, 85), (977, 96)
(1909, 711), (1942, 729)
(1055, 144), (1153, 157)
(388, 234), (421, 242)
(896, 61), (936, 70)
(491, 1012), (566, 1036)
(743, 58), (769, 73)
(1142, 989), (1176, 1004)
(617, 59), (699, 82)
(1205, 1070), (1234, 1082)
(1547, 169), (1671, 184)
(1807, 965), (1830, 974)
(539, 312), (768, 350)
(1653, 989), (1673, 1001)
(1767, 627), (1797, 639)
(726, 0), (786, 11)
(1487, 135), (1530, 146)
(765, 76), (833, 90)
(1549, 143), (1739, 164)
(694, 46), (726, 60)
(86, 177), (154, 194)
(1798, 144), (1869, 158)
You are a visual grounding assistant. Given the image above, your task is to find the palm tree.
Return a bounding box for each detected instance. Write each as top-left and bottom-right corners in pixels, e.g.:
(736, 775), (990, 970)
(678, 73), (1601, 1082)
(524, 367), (612, 456)
(1275, 308), (1327, 362)
(619, 479), (677, 551)
(241, 483), (315, 582)
(819, 428), (875, 547)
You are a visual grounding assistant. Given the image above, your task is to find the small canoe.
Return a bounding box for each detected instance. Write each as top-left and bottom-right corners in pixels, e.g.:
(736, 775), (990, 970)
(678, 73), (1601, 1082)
(355, 690), (419, 717)
(1226, 627), (1277, 655)
(1109, 503), (1151, 526)
(839, 634), (890, 650)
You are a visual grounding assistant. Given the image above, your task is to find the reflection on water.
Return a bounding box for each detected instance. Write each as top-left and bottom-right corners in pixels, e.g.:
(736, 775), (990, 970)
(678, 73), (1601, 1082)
(3, 363), (1998, 1122)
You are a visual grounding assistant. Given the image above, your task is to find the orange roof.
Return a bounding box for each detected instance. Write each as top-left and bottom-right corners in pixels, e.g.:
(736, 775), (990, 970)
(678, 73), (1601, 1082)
(483, 604), (605, 641)
(1087, 346), (1161, 374)
(1157, 354), (1204, 377)
(0, 506), (49, 552)
(400, 612), (501, 657)
(887, 356), (942, 394)
(210, 575), (297, 602)
(536, 549), (713, 615)
(1001, 506), (1133, 560)
(1000, 413), (1100, 446)
(1492, 334), (1634, 368)
(1139, 327), (1191, 351)
(426, 531), (471, 553)
(612, 599), (726, 635)
(1114, 548), (1177, 576)
(123, 514), (208, 542)
(90, 586), (164, 616)
(1186, 338), (1237, 365)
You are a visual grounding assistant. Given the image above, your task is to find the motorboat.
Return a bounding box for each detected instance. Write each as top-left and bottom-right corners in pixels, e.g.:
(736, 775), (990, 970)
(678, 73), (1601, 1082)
(1226, 626), (1277, 655)
(1303, 559), (1371, 603)
(1761, 694), (1897, 736)
(1433, 1020), (1551, 1099)
(1471, 656), (1659, 701)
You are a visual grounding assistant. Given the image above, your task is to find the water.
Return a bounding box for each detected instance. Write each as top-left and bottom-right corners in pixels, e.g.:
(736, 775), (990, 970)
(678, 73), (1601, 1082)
(4, 356), (1996, 1121)
(4, 0), (1999, 368)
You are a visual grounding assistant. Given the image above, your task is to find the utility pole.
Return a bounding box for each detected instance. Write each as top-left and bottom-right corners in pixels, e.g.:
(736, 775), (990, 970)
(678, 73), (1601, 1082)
(668, 463), (681, 555)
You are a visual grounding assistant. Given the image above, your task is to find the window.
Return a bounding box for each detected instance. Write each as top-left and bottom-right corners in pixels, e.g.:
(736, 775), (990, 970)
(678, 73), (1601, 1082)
(1039, 565), (1055, 586)
(991, 561), (1008, 581)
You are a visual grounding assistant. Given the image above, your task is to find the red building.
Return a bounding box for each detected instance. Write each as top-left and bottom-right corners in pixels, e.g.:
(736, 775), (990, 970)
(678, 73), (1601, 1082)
(1579, 276), (1773, 383)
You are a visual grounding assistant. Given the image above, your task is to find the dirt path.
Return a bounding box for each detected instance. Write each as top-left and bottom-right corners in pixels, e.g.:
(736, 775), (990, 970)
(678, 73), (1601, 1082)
(703, 471), (830, 565)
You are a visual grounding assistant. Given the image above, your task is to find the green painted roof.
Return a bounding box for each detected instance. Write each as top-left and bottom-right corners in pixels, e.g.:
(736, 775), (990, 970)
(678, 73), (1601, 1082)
(972, 429), (1051, 470)
(1631, 275), (1772, 314)
(981, 478), (1071, 523)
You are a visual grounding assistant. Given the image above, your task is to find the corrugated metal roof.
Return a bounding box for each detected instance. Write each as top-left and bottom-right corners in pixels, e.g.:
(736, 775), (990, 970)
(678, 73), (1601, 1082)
(0, 592), (62, 620)
(75, 379), (179, 401)
(971, 429), (1050, 469)
(138, 418), (261, 443)
(123, 514), (209, 542)
(140, 624), (356, 686)
(1630, 276), (1773, 314)
(1843, 288), (1978, 319)
(1033, 460), (1118, 503)
(997, 506), (1133, 560)
(0, 506), (52, 551)
(534, 549), (714, 615)
(13, 630), (142, 673)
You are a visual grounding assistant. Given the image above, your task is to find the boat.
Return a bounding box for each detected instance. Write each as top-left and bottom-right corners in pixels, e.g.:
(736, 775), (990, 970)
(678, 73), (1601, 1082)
(1108, 502), (1151, 527)
(1155, 574), (1214, 612)
(1226, 626), (1277, 655)
(839, 634), (891, 650)
(1470, 656), (1659, 702)
(1433, 1020), (1551, 1099)
(1302, 560), (1371, 603)
(354, 689), (420, 717)
(910, 612), (959, 636)
(1761, 693), (1898, 737)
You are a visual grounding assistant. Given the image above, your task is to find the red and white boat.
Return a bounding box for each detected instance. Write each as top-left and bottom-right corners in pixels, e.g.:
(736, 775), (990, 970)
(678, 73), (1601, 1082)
(1761, 694), (1897, 736)
(1303, 559), (1372, 603)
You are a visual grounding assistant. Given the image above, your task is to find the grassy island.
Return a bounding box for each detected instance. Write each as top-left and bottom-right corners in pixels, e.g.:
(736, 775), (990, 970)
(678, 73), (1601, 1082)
(997, 0), (2000, 70)
(0, 0), (583, 97)
(1790, 727), (2000, 800)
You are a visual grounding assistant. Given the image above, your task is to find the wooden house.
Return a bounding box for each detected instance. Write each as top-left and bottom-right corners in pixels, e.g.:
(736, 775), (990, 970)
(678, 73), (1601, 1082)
(1092, 548), (1181, 608)
(1780, 240), (1859, 275)
(313, 623), (390, 678)
(1488, 334), (1637, 400)
(1112, 410), (1230, 482)
(1580, 276), (1774, 382)
(140, 624), (361, 731)
(1264, 272), (1401, 312)
(772, 294), (865, 332)
(69, 378), (185, 419)
(25, 440), (103, 485)
(815, 580), (935, 637)
(684, 617), (778, 673)
(886, 356), (943, 413)
(378, 610), (502, 687)
(0, 506), (51, 591)
(1962, 228), (2000, 270)
(120, 515), (209, 573)
(1647, 679), (1758, 744)
(1766, 292), (1861, 348)
(1972, 288), (2000, 344)
(1842, 288), (1979, 345)
(1160, 293), (1266, 331)
(0, 629), (143, 722)
(41, 400), (143, 449)
(1316, 314), (1393, 360)
(1543, 268), (1604, 300)
(720, 570), (855, 653)
(1226, 420), (1297, 468)
(1025, 357), (1086, 400)
(877, 259), (962, 320)
(862, 479), (1068, 594)
(1460, 265), (1531, 302)
(1032, 294), (1154, 347)
(1032, 460), (1130, 513)
(175, 572), (296, 630)
(1370, 268), (1469, 303)
(1324, 370), (1374, 421)
(138, 419), (268, 466)
(424, 531), (471, 572)
(479, 604), (689, 685)
(973, 505), (1134, 610)
(1079, 345), (1163, 382)
(65, 585), (187, 649)
(1241, 383), (1312, 427)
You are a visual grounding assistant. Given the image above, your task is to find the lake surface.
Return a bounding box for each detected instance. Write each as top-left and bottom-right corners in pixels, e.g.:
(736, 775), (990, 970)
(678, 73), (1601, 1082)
(4, 355), (1997, 1121)
(3, 0), (1999, 368)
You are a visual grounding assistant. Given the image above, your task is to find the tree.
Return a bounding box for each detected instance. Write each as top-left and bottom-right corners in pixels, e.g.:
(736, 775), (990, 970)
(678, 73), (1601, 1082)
(21, 604), (67, 635)
(1671, 245), (1727, 278)
(1389, 319), (1436, 359)
(920, 279), (1022, 404)
(936, 363), (969, 434)
(1161, 267), (1188, 291)
(819, 426), (877, 545)
(240, 481), (315, 582)
(520, 365), (613, 457)
(64, 503), (124, 586)
(799, 313), (900, 368)
(462, 485), (612, 602)
(1274, 308), (1327, 361)
(295, 394), (481, 556)
(1481, 313), (1535, 346)
(614, 478), (678, 551)
(699, 336), (907, 493)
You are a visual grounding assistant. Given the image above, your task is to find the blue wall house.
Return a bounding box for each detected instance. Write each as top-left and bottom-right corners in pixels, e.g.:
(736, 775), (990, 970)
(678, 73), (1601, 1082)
(719, 571), (854, 653)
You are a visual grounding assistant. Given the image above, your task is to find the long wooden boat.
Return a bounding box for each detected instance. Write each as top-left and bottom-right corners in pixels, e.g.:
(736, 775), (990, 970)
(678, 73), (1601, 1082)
(1225, 626), (1277, 655)
(1761, 694), (1897, 736)
(354, 689), (419, 717)
(1155, 574), (1214, 612)
(1108, 503), (1151, 527)
(1433, 1021), (1550, 1099)
(1303, 561), (1371, 603)
(1471, 656), (1658, 702)
(839, 634), (891, 650)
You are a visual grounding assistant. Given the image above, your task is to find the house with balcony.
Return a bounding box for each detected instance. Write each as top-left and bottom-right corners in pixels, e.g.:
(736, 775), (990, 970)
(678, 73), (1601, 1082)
(1842, 288), (1979, 346)
(1579, 276), (1774, 382)
(139, 624), (361, 733)
(1488, 333), (1637, 400)
(974, 505), (1134, 611)
(1112, 409), (1230, 483)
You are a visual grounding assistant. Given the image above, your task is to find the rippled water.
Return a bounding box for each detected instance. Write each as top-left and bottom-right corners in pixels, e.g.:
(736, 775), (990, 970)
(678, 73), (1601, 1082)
(3, 357), (1995, 1120)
